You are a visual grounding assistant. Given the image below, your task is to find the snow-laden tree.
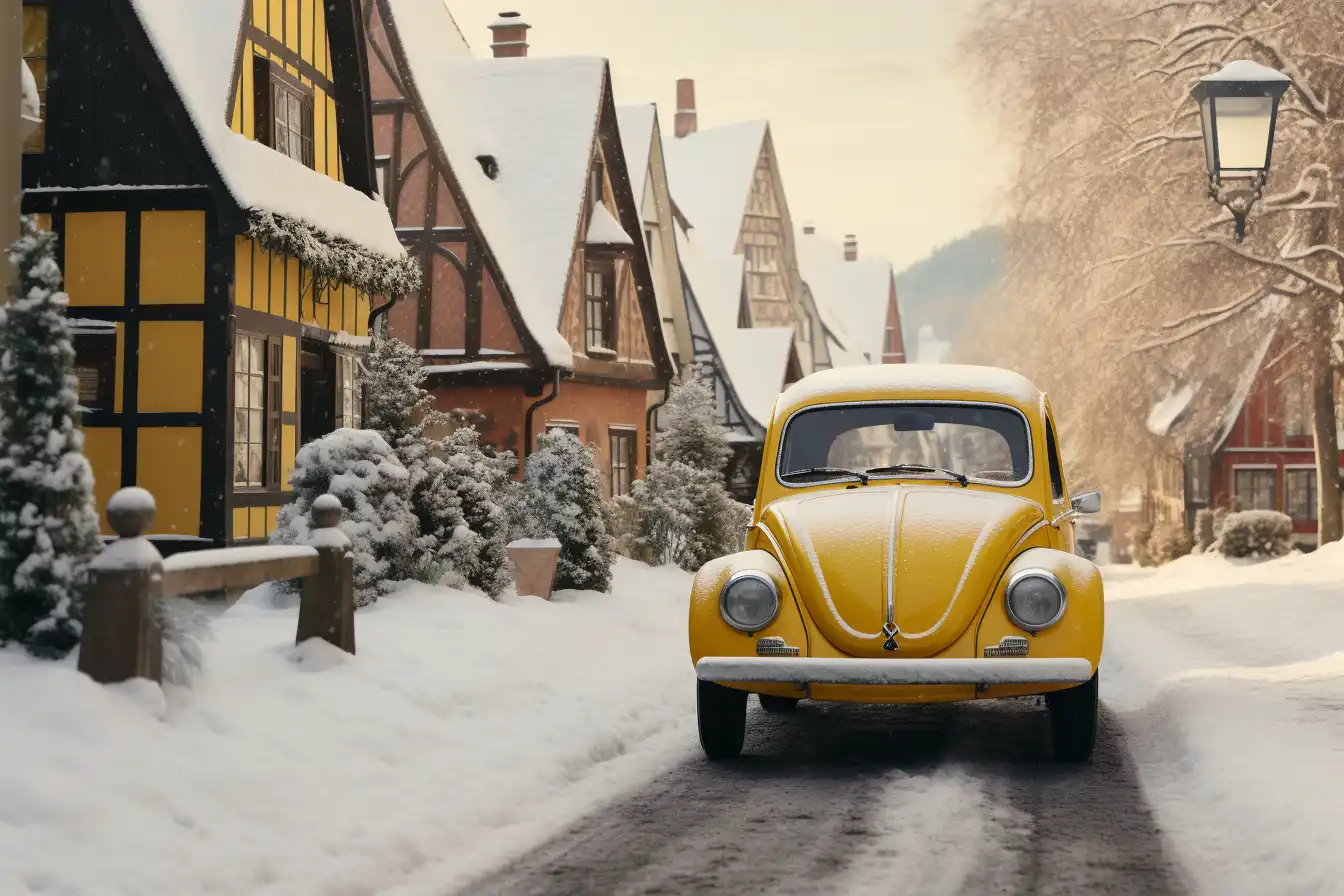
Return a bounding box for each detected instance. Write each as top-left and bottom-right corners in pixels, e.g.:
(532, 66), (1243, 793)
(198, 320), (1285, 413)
(0, 218), (102, 658)
(271, 428), (421, 607)
(363, 335), (513, 593)
(434, 426), (514, 597)
(656, 372), (731, 472)
(960, 0), (1344, 544)
(634, 374), (747, 569)
(515, 430), (615, 592)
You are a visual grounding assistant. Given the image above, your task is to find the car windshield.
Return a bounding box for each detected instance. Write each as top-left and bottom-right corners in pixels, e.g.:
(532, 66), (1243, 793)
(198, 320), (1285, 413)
(777, 403), (1032, 486)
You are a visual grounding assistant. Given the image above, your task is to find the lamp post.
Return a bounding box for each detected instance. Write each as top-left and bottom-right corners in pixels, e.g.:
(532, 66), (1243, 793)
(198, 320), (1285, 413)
(1192, 60), (1291, 242)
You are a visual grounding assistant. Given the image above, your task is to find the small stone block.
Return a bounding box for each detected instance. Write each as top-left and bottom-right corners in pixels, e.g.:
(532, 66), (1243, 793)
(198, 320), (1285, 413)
(508, 544), (561, 600)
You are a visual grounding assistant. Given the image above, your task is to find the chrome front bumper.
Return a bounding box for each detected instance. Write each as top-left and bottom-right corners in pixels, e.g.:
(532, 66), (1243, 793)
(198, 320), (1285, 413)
(695, 656), (1093, 686)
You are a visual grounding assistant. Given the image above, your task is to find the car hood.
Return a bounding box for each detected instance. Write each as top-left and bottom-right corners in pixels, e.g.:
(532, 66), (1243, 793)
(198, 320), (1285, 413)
(759, 485), (1045, 658)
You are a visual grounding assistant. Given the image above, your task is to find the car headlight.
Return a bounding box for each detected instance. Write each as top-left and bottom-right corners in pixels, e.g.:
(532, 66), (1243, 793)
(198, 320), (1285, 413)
(1005, 568), (1066, 632)
(719, 571), (780, 632)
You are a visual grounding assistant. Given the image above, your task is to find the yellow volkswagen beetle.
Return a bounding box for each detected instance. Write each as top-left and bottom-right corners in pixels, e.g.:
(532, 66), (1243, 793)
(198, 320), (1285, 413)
(690, 365), (1103, 761)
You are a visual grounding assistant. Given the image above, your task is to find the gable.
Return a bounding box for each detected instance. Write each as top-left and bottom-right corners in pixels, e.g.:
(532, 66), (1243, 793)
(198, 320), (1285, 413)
(228, 0), (375, 194)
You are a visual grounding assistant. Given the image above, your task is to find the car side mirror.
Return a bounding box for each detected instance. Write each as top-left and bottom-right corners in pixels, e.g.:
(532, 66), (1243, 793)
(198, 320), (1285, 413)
(1071, 491), (1101, 515)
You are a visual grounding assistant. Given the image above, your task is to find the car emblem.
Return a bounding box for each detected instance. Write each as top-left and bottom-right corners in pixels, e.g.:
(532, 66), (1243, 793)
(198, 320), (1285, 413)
(882, 622), (900, 652)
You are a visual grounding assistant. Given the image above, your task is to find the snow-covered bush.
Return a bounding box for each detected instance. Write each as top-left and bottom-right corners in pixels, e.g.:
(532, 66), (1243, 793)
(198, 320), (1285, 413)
(603, 492), (644, 560)
(1127, 520), (1154, 567)
(515, 430), (615, 592)
(1147, 522), (1194, 565)
(1212, 507), (1229, 541)
(629, 374), (744, 571)
(1193, 508), (1216, 553)
(0, 218), (102, 658)
(271, 429), (420, 607)
(1217, 510), (1294, 559)
(363, 335), (513, 596)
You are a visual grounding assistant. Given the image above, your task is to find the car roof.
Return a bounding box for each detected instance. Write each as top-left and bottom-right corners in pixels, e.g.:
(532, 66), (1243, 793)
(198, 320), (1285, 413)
(774, 364), (1045, 421)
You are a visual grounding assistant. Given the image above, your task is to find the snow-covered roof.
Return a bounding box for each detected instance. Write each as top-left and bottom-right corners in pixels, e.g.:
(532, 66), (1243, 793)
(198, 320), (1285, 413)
(616, 104), (656, 217)
(662, 120), (768, 257)
(383, 0), (609, 367)
(586, 202), (633, 246)
(677, 222), (793, 429)
(1147, 383), (1197, 438)
(796, 228), (895, 363)
(127, 0), (403, 261)
(1213, 326), (1279, 450)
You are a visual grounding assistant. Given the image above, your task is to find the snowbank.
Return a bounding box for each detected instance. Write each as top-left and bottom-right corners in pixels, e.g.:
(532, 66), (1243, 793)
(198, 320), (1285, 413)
(1103, 546), (1344, 895)
(0, 559), (697, 895)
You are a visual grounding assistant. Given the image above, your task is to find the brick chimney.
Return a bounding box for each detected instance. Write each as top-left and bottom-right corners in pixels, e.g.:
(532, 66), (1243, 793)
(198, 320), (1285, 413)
(802, 222), (816, 235)
(489, 11), (529, 58)
(844, 234), (858, 261)
(675, 78), (698, 138)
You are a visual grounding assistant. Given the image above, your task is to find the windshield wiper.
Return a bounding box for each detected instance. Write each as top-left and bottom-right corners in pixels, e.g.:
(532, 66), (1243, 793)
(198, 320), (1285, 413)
(866, 463), (969, 487)
(781, 466), (870, 486)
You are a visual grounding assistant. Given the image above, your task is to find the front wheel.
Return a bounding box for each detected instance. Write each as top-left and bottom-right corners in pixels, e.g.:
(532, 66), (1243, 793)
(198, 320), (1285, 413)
(758, 694), (801, 714)
(698, 679), (747, 760)
(1046, 671), (1099, 762)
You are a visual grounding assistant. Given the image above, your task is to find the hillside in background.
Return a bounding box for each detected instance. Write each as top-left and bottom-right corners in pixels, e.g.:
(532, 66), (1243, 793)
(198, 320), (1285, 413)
(895, 226), (1006, 354)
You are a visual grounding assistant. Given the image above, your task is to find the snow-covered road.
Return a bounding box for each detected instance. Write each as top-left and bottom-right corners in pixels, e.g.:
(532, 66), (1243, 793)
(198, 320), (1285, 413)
(7, 549), (1344, 894)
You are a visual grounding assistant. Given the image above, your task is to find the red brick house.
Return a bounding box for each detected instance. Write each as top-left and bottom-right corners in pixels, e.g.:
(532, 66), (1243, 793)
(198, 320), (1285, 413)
(363, 1), (674, 495)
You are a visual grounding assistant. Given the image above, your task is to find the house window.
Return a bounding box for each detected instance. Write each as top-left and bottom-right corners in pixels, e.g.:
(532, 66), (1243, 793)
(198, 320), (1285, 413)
(375, 157), (392, 208)
(254, 56), (314, 167)
(547, 422), (580, 441)
(590, 159), (605, 207)
(1286, 469), (1316, 521)
(610, 428), (635, 497)
(22, 2), (47, 154)
(1234, 469), (1277, 511)
(71, 327), (118, 411)
(335, 353), (362, 430)
(585, 261), (615, 352)
(234, 333), (281, 489)
(1283, 380), (1309, 438)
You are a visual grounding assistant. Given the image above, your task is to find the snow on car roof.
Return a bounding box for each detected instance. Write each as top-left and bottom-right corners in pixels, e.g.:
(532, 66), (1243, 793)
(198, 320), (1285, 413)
(383, 0), (609, 368)
(777, 364), (1044, 416)
(128, 0), (404, 261)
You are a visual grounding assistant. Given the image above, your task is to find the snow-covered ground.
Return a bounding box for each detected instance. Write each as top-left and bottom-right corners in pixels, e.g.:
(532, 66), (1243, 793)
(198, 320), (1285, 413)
(0, 559), (698, 896)
(1103, 546), (1344, 896)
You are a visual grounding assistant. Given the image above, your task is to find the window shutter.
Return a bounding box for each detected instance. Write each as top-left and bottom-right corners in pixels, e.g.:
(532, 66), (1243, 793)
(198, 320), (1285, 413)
(253, 55), (273, 148)
(266, 338), (283, 488)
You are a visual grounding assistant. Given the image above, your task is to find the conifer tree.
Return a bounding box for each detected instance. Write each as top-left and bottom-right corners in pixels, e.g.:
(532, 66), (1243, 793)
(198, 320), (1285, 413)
(0, 218), (102, 657)
(657, 371), (731, 473)
(517, 430), (615, 592)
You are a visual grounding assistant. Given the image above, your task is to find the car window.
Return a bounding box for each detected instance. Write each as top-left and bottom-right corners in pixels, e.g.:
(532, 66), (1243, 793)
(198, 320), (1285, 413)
(778, 402), (1032, 485)
(1045, 418), (1065, 501)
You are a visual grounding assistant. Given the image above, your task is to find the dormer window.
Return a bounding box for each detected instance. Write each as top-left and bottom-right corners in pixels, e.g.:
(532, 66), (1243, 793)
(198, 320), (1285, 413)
(253, 56), (314, 168)
(590, 159), (605, 207)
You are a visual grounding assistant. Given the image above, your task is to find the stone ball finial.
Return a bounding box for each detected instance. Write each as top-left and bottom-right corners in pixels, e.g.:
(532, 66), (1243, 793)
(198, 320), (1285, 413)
(106, 487), (156, 538)
(311, 494), (344, 529)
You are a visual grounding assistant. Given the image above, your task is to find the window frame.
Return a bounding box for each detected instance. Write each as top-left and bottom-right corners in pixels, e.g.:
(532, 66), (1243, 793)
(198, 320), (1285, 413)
(233, 331), (283, 491)
(589, 159), (606, 208)
(22, 1), (48, 155)
(1233, 467), (1278, 512)
(545, 421), (581, 442)
(253, 55), (315, 168)
(71, 325), (118, 412)
(334, 351), (363, 431)
(1285, 467), (1317, 521)
(584, 258), (616, 353)
(609, 428), (636, 497)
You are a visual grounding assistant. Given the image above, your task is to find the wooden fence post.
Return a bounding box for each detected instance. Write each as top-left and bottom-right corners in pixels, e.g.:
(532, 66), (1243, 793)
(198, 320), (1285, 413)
(296, 494), (355, 654)
(78, 487), (164, 684)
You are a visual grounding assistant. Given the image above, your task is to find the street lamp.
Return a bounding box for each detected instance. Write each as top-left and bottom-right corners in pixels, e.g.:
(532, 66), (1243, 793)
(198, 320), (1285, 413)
(1192, 60), (1291, 242)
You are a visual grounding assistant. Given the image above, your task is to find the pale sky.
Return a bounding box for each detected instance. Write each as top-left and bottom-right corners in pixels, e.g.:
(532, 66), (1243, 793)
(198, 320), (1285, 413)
(447, 0), (1014, 270)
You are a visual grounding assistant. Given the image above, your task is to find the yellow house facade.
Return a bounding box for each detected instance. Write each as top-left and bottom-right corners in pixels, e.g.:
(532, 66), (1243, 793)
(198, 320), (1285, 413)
(21, 0), (416, 551)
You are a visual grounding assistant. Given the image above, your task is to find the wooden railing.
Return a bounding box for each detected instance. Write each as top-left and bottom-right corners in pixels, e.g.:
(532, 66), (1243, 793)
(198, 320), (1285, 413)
(78, 488), (355, 685)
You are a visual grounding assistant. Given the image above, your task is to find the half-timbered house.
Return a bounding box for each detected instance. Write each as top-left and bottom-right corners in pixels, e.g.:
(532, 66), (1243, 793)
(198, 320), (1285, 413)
(662, 80), (828, 375)
(363, 0), (675, 497)
(22, 0), (414, 551)
(797, 226), (908, 366)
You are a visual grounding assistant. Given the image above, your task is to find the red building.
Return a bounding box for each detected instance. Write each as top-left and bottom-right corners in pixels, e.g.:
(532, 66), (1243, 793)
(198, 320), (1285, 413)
(363, 1), (674, 494)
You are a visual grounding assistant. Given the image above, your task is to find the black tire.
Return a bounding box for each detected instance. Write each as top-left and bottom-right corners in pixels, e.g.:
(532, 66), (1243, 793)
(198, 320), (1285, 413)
(758, 694), (801, 714)
(698, 679), (748, 760)
(1046, 671), (1099, 762)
